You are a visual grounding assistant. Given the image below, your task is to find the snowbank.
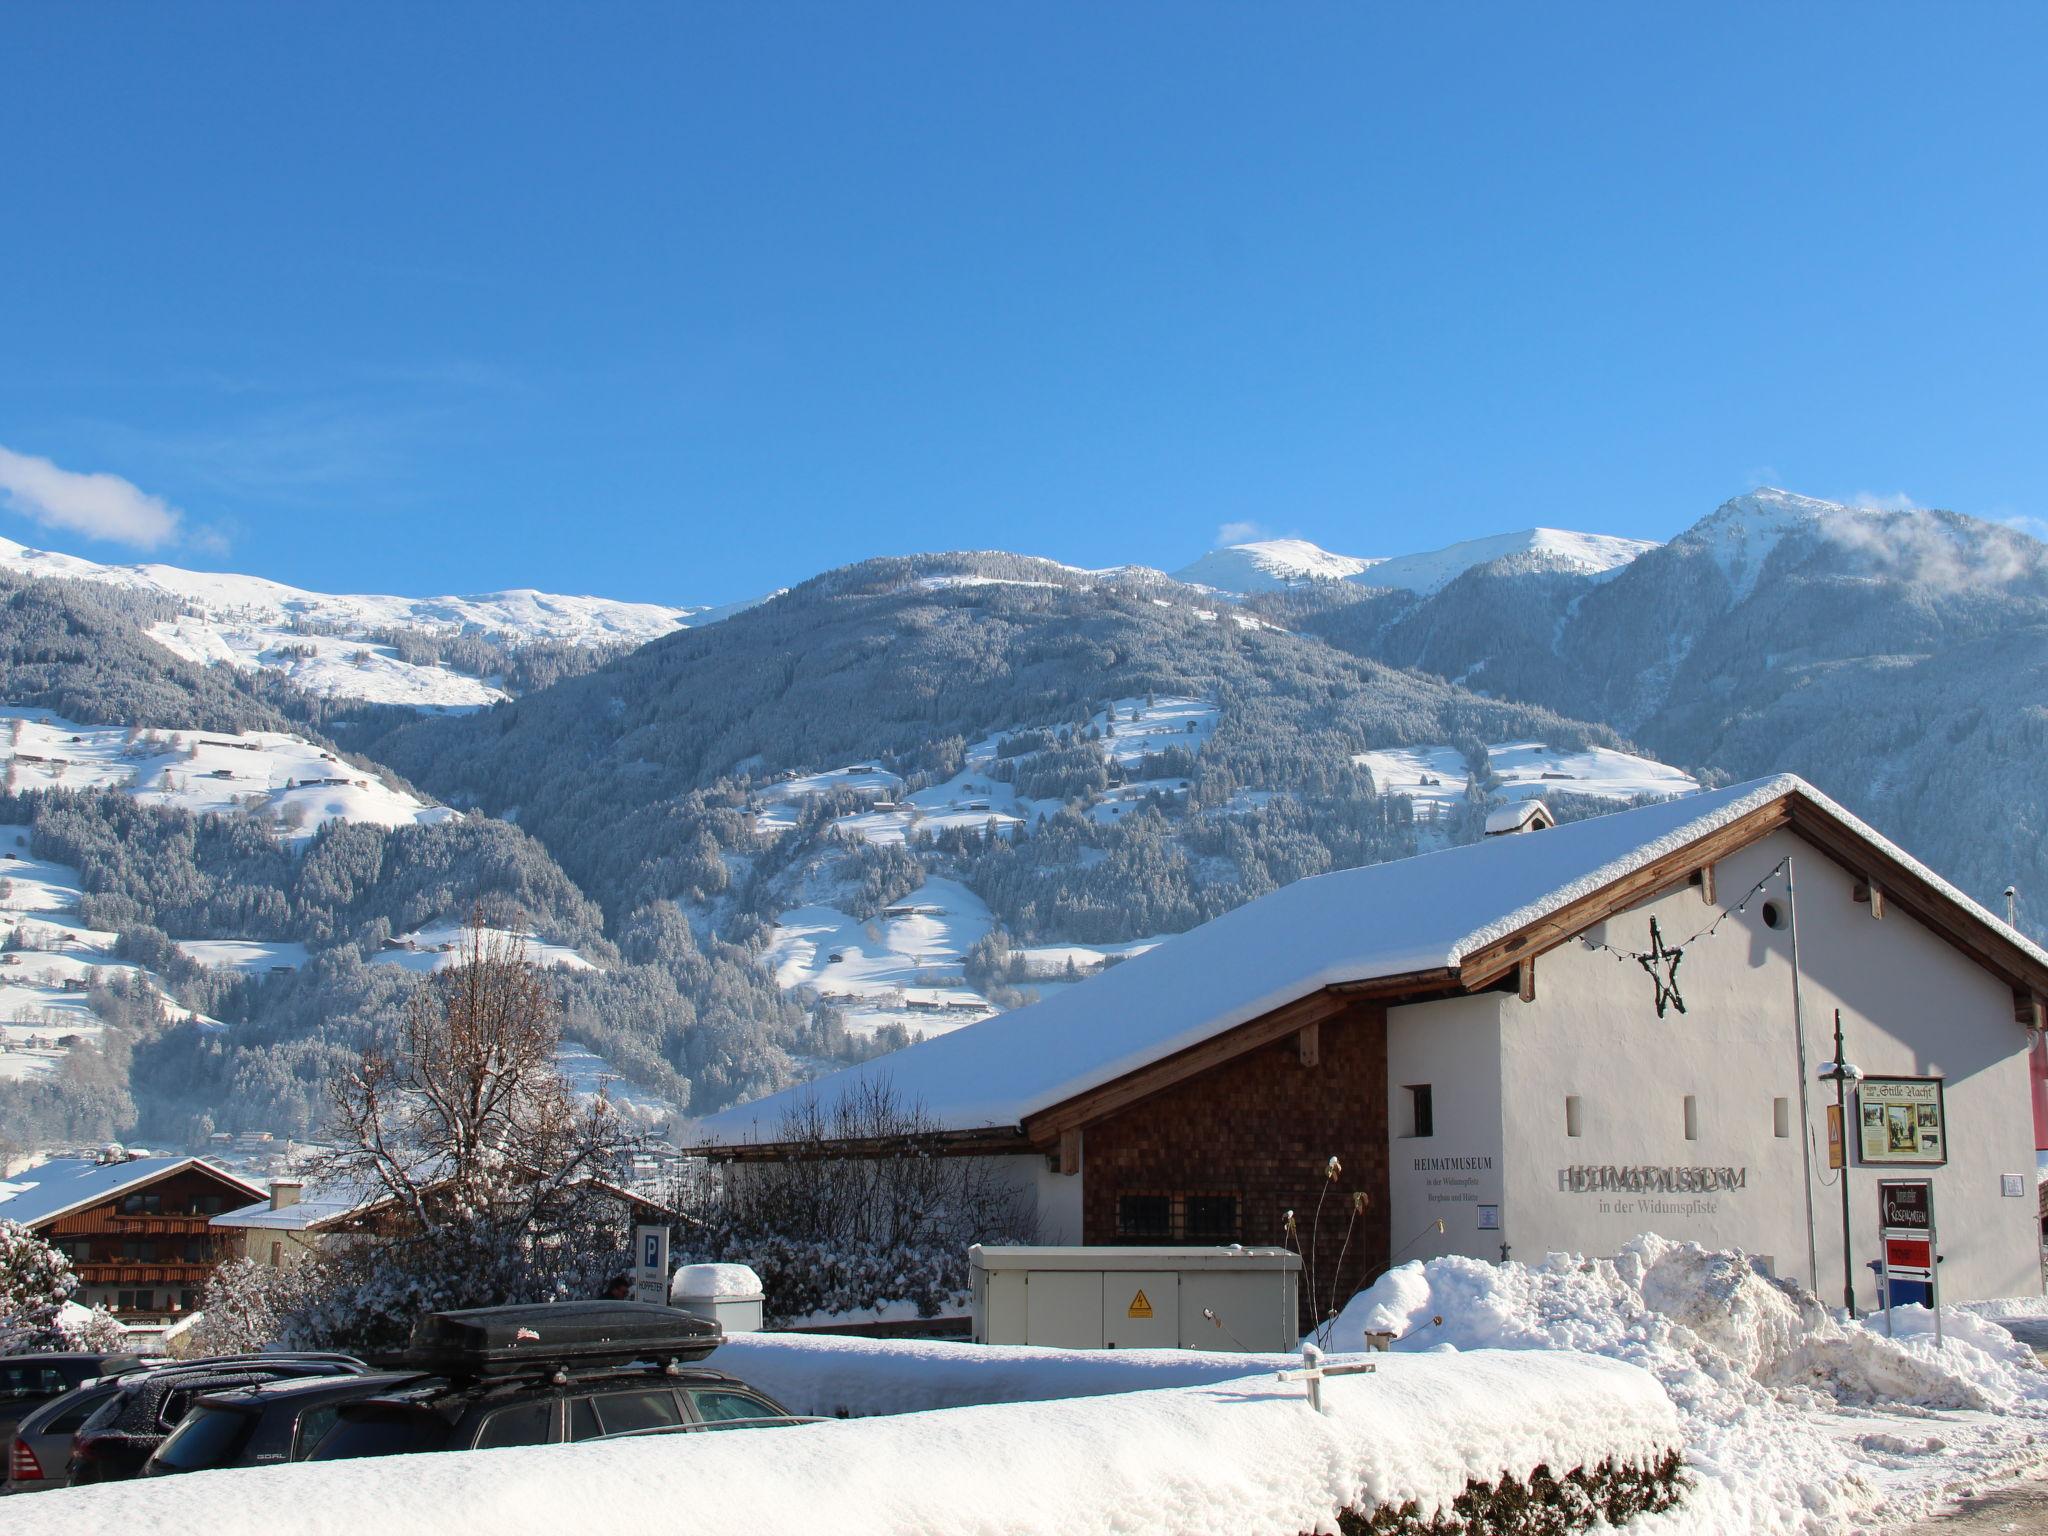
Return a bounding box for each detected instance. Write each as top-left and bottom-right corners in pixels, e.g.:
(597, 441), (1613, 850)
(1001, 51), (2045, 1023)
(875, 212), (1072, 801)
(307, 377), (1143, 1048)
(9, 1350), (1677, 1536)
(709, 1330), (1310, 1417)
(1328, 1236), (2048, 1533)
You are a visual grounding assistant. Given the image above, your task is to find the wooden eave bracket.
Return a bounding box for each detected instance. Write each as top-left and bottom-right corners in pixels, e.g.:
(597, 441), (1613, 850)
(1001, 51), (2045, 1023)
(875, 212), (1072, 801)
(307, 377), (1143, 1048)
(2015, 986), (2045, 1030)
(1852, 878), (1886, 918)
(1058, 1127), (1082, 1177)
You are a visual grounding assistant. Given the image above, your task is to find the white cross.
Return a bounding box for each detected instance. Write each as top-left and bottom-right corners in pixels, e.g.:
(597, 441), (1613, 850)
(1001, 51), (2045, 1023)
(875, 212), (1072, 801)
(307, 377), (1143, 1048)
(1276, 1345), (1377, 1414)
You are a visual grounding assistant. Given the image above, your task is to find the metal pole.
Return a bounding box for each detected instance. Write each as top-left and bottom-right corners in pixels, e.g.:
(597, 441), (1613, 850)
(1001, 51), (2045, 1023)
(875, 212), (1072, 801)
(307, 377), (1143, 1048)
(1788, 857), (1822, 1299)
(1833, 1009), (1856, 1319)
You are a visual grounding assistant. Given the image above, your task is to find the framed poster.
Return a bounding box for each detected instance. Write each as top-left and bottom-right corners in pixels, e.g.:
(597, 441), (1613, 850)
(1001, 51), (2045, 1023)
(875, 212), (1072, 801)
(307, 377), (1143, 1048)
(1856, 1077), (1947, 1166)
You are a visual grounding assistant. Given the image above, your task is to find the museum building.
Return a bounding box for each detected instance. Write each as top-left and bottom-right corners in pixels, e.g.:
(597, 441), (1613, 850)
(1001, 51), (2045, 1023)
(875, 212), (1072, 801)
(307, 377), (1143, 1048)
(700, 775), (2048, 1315)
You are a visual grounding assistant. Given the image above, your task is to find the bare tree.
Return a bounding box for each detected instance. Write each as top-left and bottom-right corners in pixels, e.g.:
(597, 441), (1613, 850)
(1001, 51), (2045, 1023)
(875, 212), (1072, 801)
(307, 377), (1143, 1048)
(328, 914), (618, 1233)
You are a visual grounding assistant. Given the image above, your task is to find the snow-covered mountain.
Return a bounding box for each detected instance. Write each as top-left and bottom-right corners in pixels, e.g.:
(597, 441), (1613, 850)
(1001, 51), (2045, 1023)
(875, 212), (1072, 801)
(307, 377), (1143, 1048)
(1171, 538), (1382, 592)
(1355, 527), (1657, 597)
(1173, 527), (1655, 598)
(0, 535), (747, 709)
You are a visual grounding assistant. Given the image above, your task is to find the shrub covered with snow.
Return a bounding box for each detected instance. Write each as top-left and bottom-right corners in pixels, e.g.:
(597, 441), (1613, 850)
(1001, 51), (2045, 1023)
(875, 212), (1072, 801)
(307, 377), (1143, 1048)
(0, 1218), (122, 1352)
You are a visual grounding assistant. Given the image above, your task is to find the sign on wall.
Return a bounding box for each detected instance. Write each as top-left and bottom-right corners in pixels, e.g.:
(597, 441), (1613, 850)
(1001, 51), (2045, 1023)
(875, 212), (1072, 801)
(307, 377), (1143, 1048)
(1856, 1077), (1947, 1166)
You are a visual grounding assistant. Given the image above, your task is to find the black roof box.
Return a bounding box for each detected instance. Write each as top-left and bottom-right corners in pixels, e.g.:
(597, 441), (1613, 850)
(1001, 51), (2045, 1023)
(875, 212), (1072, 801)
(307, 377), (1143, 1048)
(399, 1301), (722, 1377)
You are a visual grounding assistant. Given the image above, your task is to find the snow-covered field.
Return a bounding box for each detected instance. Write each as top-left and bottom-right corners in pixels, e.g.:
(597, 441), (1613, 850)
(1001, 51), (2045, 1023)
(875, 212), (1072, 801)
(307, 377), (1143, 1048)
(8, 1348), (1677, 1536)
(1356, 740), (1700, 823)
(0, 711), (456, 844)
(0, 531), (737, 708)
(368, 921), (598, 976)
(765, 877), (996, 1039)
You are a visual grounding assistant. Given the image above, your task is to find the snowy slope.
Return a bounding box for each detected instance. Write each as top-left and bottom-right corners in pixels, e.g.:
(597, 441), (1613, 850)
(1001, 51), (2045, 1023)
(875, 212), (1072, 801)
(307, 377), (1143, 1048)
(0, 710), (456, 844)
(0, 532), (740, 708)
(0, 825), (224, 1081)
(1355, 741), (1700, 826)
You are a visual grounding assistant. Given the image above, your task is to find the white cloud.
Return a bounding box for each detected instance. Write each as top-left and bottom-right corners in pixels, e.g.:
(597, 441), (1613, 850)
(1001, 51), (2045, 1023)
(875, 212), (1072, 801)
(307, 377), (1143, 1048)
(1845, 490), (1923, 513)
(1216, 520), (1272, 547)
(2001, 514), (2048, 543)
(0, 444), (184, 550)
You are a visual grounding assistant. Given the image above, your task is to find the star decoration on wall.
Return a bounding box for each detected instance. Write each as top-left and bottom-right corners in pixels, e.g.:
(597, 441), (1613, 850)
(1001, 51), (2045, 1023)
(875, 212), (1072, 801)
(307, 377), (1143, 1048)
(1633, 917), (1687, 1018)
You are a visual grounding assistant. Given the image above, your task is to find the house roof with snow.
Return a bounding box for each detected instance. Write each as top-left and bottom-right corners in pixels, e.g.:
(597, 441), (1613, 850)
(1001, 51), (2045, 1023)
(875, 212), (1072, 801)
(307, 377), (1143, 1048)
(698, 774), (2048, 1150)
(0, 1155), (264, 1229)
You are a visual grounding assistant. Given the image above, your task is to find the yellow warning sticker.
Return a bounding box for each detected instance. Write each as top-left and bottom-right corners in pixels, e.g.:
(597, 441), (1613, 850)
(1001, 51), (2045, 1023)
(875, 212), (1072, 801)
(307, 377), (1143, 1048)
(1128, 1289), (1153, 1319)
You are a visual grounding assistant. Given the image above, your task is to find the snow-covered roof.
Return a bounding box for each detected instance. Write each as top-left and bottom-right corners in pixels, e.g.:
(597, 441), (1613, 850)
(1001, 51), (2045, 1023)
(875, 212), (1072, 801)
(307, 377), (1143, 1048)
(699, 774), (2048, 1142)
(0, 1156), (261, 1229)
(1484, 799), (1554, 835)
(211, 1177), (383, 1233)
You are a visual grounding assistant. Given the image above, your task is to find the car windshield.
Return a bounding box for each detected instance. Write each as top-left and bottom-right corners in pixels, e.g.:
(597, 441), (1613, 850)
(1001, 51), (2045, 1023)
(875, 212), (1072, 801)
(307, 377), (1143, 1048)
(307, 1404), (451, 1461)
(151, 1405), (256, 1472)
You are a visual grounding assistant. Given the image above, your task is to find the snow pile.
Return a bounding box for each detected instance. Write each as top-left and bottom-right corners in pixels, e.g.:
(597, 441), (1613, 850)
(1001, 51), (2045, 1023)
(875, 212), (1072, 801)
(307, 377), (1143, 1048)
(10, 1349), (1678, 1536)
(672, 1263), (764, 1302)
(1328, 1236), (2048, 1533)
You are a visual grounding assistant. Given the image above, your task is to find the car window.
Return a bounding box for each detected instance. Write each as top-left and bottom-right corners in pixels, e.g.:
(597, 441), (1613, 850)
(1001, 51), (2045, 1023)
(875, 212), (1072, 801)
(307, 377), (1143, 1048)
(686, 1389), (781, 1428)
(151, 1406), (256, 1472)
(50, 1387), (121, 1434)
(472, 1400), (556, 1449)
(158, 1388), (202, 1429)
(0, 1365), (70, 1404)
(590, 1389), (682, 1435)
(566, 1397), (601, 1442)
(293, 1404), (342, 1459)
(307, 1405), (450, 1460)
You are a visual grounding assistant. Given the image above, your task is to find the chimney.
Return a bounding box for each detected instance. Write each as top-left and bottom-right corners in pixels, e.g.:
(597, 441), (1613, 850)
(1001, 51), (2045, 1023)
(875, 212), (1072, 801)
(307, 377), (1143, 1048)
(1484, 799), (1556, 837)
(270, 1178), (303, 1212)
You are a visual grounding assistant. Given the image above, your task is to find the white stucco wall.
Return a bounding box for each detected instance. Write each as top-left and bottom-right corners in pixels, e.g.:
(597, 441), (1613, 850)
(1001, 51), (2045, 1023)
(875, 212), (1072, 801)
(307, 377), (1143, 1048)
(1386, 993), (1506, 1267)
(987, 1151), (1083, 1245)
(1471, 827), (2041, 1307)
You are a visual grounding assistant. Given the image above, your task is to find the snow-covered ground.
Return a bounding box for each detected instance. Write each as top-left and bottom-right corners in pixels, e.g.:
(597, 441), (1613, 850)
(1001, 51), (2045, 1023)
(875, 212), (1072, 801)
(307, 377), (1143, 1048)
(8, 1347), (1676, 1536)
(0, 531), (741, 708)
(1332, 1236), (2048, 1534)
(554, 1042), (679, 1128)
(0, 711), (456, 844)
(176, 938), (311, 973)
(368, 921), (598, 975)
(1356, 740), (1700, 826)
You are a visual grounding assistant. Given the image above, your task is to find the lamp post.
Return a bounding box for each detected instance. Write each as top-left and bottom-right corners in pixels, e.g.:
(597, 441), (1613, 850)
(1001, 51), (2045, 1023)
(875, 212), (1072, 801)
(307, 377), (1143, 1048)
(1817, 1008), (1863, 1318)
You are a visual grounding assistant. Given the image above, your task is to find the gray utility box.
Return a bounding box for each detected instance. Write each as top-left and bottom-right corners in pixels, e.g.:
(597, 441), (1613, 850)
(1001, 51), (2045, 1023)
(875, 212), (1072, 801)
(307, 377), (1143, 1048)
(970, 1245), (1301, 1353)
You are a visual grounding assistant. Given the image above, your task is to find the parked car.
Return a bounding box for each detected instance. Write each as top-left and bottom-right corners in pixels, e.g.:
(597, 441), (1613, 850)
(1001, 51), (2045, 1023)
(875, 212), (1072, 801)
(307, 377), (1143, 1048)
(68, 1354), (369, 1485)
(0, 1353), (149, 1441)
(143, 1371), (439, 1477)
(306, 1301), (806, 1460)
(5, 1375), (144, 1495)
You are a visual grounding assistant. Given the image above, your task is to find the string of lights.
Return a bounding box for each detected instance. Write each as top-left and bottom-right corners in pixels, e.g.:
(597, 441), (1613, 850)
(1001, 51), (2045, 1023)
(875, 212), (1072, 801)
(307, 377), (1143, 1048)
(1575, 855), (1792, 1018)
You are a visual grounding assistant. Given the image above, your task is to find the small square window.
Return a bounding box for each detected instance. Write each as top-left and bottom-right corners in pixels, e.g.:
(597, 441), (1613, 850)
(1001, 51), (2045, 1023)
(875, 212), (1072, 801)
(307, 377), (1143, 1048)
(1116, 1194), (1173, 1240)
(1183, 1194), (1239, 1242)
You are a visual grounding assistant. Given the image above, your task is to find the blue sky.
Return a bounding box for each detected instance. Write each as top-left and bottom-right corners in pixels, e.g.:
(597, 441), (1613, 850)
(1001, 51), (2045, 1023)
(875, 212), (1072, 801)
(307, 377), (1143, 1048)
(3, 5), (2045, 605)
